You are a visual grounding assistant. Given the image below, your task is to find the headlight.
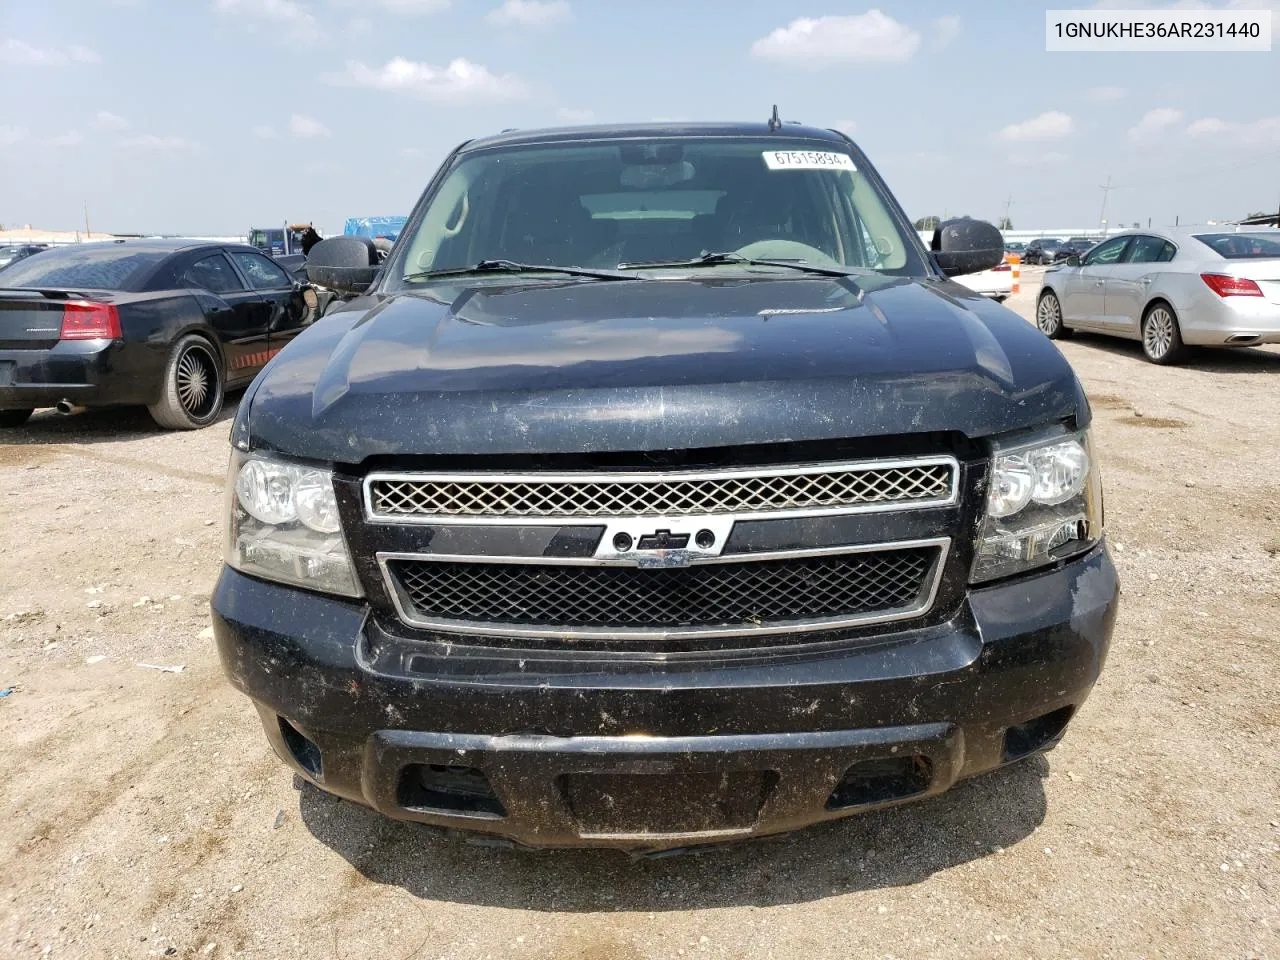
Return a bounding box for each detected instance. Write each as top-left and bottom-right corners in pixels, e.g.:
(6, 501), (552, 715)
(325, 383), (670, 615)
(971, 428), (1103, 583)
(225, 450), (362, 597)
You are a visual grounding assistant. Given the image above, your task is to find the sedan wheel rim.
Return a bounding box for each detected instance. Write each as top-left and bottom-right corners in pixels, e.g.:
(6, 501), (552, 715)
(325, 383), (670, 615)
(176, 346), (218, 419)
(1037, 296), (1060, 333)
(1145, 309), (1174, 358)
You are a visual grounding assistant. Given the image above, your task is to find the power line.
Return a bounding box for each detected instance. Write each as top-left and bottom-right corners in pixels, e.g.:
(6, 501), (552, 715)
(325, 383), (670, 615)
(1109, 149), (1280, 190)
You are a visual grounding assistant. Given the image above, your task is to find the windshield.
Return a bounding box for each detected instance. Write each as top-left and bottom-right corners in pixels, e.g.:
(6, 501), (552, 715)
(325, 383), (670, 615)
(0, 245), (167, 290)
(389, 138), (924, 287)
(1194, 232), (1280, 259)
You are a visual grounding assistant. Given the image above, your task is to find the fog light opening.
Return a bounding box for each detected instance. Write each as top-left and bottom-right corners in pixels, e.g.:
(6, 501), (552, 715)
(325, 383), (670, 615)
(1003, 706), (1075, 762)
(397, 764), (507, 819)
(278, 718), (323, 779)
(826, 755), (933, 810)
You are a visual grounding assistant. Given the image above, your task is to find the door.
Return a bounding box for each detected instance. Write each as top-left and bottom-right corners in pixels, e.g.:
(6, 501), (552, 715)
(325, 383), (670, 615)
(1060, 236), (1131, 328)
(227, 251), (312, 358)
(183, 253), (269, 378)
(1105, 235), (1176, 336)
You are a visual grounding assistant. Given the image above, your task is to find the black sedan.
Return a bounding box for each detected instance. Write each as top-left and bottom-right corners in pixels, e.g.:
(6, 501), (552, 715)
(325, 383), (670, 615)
(0, 239), (318, 429)
(1023, 238), (1064, 265)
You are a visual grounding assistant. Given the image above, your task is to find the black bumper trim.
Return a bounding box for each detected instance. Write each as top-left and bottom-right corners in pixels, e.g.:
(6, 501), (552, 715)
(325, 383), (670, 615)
(213, 545), (1118, 848)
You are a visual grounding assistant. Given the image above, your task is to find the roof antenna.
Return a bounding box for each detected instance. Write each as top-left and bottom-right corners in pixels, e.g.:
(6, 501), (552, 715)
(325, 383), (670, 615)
(768, 104), (781, 132)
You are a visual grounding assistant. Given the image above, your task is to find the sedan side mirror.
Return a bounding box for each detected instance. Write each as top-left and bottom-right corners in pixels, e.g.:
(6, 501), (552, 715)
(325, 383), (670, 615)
(1065, 253), (1081, 267)
(930, 217), (1005, 276)
(304, 236), (379, 295)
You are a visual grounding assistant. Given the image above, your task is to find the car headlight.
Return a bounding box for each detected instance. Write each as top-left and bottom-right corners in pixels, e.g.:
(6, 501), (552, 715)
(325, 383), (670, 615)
(971, 428), (1103, 583)
(225, 450), (362, 597)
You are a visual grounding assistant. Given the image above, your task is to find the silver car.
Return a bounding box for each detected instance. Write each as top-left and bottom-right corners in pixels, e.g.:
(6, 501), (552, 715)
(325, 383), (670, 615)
(1035, 227), (1280, 364)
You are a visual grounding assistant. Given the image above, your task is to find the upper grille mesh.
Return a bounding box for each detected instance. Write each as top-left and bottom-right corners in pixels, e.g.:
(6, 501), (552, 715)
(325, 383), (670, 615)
(369, 461), (954, 519)
(388, 547), (936, 633)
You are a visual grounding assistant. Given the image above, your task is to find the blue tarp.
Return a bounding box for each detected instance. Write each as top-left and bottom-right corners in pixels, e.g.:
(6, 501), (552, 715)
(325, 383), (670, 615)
(343, 216), (408, 241)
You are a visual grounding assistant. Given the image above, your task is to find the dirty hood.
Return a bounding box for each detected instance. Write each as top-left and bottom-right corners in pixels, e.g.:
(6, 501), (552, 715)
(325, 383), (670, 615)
(242, 275), (1087, 462)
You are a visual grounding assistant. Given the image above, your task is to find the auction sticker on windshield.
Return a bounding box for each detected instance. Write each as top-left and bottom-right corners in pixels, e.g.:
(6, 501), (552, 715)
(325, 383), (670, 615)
(763, 151), (856, 171)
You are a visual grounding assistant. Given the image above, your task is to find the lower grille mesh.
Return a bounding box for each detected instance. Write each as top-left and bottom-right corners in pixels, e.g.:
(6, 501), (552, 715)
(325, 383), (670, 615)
(388, 548), (937, 634)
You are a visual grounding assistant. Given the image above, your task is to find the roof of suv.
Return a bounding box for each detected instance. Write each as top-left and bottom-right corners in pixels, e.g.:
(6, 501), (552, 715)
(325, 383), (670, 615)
(459, 121), (852, 153)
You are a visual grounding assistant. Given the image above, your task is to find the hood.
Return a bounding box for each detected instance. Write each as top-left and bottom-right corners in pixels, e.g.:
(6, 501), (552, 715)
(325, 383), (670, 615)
(242, 275), (1086, 462)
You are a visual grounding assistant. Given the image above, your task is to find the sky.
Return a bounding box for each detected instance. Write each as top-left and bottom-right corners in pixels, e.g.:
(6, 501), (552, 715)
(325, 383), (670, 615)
(1, 0), (1277, 236)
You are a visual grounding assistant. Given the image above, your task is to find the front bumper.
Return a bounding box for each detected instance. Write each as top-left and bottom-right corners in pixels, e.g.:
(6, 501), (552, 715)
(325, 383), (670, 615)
(212, 545), (1119, 849)
(0, 340), (160, 409)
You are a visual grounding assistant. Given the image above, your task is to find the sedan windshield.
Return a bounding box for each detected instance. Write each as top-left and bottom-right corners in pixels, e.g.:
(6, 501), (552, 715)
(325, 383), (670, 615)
(0, 245), (167, 290)
(1194, 232), (1280, 259)
(389, 138), (925, 288)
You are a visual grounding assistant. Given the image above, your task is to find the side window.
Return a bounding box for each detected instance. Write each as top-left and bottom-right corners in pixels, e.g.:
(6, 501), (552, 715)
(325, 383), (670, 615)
(1083, 237), (1129, 266)
(185, 254), (244, 294)
(1124, 235), (1171, 264)
(1156, 241), (1176, 263)
(230, 251), (292, 290)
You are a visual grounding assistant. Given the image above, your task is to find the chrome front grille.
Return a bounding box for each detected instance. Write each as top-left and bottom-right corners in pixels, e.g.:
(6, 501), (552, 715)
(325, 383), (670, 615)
(366, 457), (957, 523)
(383, 544), (944, 640)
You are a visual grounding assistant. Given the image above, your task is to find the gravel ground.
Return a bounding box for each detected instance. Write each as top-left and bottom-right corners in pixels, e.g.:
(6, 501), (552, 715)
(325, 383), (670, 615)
(2, 269), (1278, 960)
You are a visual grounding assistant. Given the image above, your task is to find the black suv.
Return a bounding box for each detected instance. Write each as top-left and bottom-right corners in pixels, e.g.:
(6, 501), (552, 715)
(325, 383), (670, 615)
(212, 121), (1118, 850)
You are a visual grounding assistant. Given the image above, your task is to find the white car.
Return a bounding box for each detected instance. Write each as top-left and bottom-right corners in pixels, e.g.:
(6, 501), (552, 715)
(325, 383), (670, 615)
(953, 260), (1013, 300)
(1035, 227), (1280, 364)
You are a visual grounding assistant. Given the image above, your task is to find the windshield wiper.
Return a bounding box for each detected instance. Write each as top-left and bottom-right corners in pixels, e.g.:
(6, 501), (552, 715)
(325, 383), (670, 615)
(616, 251), (869, 278)
(403, 259), (643, 282)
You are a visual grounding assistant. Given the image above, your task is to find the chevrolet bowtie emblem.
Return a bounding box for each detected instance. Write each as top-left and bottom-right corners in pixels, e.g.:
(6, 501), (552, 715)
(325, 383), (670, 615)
(636, 529), (690, 551)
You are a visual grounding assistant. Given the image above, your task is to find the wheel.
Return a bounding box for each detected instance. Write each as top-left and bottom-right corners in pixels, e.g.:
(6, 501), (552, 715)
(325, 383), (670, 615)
(147, 335), (224, 429)
(1036, 290), (1072, 339)
(1141, 303), (1186, 365)
(0, 408), (33, 428)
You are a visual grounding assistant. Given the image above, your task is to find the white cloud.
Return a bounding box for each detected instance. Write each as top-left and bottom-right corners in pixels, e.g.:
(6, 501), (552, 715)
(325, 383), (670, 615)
(327, 57), (528, 101)
(555, 106), (594, 123)
(118, 134), (195, 150)
(1186, 117), (1227, 136)
(252, 124), (279, 138)
(751, 11), (921, 65)
(1128, 107), (1183, 142)
(1186, 115), (1280, 145)
(1087, 86), (1125, 101)
(1, 39), (101, 66)
(487, 0), (571, 27)
(347, 16), (373, 33)
(92, 110), (129, 131)
(213, 0), (319, 42)
(997, 111), (1074, 141)
(0, 125), (29, 146)
(930, 15), (960, 47)
(289, 113), (331, 138)
(47, 131), (85, 147)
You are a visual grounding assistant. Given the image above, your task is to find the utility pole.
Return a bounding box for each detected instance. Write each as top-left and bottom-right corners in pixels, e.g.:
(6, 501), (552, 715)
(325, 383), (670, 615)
(1098, 175), (1113, 237)
(1002, 194), (1015, 229)
(84, 202), (91, 239)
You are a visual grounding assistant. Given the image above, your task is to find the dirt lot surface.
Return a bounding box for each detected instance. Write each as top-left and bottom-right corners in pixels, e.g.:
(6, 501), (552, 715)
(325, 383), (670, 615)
(2, 269), (1278, 960)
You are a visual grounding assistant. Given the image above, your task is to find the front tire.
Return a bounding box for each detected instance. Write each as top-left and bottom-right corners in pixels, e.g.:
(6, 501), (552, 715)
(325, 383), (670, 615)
(1141, 303), (1186, 365)
(148, 335), (225, 430)
(0, 408), (33, 428)
(1036, 290), (1072, 339)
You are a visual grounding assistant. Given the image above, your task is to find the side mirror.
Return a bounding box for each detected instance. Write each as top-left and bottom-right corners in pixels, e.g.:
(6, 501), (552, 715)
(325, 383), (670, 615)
(304, 236), (379, 294)
(1065, 253), (1081, 267)
(930, 217), (1005, 276)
